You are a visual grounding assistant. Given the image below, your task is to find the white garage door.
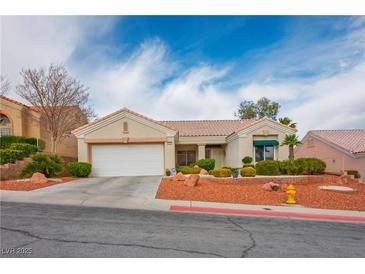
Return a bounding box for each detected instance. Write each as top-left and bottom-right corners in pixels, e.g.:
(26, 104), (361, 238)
(91, 144), (164, 176)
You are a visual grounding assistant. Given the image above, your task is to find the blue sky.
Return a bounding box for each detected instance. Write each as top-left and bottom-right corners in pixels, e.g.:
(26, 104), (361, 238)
(1, 16), (365, 136)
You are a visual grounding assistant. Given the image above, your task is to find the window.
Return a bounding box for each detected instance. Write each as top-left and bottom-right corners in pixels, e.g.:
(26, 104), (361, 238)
(255, 145), (275, 162)
(0, 128), (11, 136)
(0, 114), (11, 136)
(0, 114), (10, 126)
(177, 151), (196, 166)
(205, 149), (211, 158)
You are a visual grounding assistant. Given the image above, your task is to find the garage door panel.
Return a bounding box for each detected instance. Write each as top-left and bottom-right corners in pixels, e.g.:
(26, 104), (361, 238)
(91, 144), (164, 176)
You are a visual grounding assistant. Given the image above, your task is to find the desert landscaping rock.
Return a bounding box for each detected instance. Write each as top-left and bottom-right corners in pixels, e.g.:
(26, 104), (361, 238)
(30, 172), (48, 184)
(184, 174), (200, 187)
(199, 169), (209, 175)
(172, 172), (186, 181)
(156, 177), (365, 211)
(319, 185), (356, 193)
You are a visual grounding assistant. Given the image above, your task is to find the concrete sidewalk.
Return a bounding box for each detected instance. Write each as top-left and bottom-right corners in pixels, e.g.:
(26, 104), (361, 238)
(1, 176), (364, 222)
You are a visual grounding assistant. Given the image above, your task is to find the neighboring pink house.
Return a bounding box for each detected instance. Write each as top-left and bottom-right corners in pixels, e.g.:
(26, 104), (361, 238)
(295, 129), (365, 182)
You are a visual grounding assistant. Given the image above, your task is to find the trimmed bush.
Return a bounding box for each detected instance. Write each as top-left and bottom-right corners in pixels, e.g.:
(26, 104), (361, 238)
(209, 168), (232, 177)
(0, 135), (45, 150)
(346, 170), (361, 179)
(240, 167), (256, 177)
(294, 158), (326, 175)
(255, 160), (280, 176)
(194, 158), (215, 171)
(242, 164), (255, 168)
(242, 156), (253, 164)
(67, 162), (92, 177)
(177, 166), (201, 174)
(20, 153), (63, 178)
(279, 160), (299, 175)
(9, 143), (38, 157)
(0, 149), (26, 165)
(165, 169), (171, 176)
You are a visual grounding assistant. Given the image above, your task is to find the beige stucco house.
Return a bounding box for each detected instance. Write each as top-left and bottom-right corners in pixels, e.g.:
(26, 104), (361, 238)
(0, 95), (82, 158)
(295, 129), (365, 182)
(72, 107), (296, 176)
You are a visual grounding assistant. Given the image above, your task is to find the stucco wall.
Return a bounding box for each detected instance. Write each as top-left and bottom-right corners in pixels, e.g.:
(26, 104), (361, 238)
(295, 137), (365, 182)
(86, 117), (166, 139)
(225, 137), (240, 167)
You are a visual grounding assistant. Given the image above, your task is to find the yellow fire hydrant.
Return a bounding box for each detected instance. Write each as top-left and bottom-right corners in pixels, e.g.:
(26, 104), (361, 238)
(286, 184), (296, 204)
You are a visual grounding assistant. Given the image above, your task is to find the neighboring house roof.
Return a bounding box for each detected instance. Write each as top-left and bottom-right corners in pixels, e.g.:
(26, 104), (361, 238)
(160, 119), (256, 136)
(0, 95), (40, 113)
(306, 129), (365, 155)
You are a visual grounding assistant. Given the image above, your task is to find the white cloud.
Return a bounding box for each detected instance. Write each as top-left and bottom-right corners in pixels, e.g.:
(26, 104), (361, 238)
(0, 16), (115, 99)
(1, 16), (364, 139)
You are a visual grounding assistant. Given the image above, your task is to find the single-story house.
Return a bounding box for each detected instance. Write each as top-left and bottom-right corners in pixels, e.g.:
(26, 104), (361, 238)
(295, 129), (365, 181)
(72, 107), (296, 177)
(0, 95), (85, 158)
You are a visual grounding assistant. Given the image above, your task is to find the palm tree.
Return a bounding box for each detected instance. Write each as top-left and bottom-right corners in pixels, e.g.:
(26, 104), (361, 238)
(279, 117), (297, 128)
(281, 134), (302, 160)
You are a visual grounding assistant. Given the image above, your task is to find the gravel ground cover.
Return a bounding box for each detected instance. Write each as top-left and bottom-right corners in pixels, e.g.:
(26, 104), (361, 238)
(156, 177), (365, 211)
(0, 177), (77, 191)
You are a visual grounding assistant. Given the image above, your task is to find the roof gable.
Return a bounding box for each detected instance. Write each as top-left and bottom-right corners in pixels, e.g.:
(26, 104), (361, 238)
(306, 129), (365, 155)
(234, 117), (297, 136)
(72, 107), (177, 137)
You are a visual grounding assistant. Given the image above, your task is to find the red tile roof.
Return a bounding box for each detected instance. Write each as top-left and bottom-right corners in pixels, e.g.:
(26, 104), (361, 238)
(309, 129), (365, 154)
(160, 119), (257, 136)
(0, 95), (39, 112)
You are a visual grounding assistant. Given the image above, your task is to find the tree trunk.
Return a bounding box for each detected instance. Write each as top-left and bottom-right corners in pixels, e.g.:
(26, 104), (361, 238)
(50, 136), (57, 154)
(289, 145), (294, 161)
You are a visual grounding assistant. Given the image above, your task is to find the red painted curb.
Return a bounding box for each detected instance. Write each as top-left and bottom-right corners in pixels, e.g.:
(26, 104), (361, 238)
(170, 205), (365, 223)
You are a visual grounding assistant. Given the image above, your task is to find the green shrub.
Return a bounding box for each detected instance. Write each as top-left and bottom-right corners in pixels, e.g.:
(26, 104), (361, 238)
(242, 156), (253, 164)
(0, 135), (44, 150)
(0, 149), (26, 165)
(242, 164), (255, 168)
(209, 168), (232, 177)
(194, 158), (215, 171)
(346, 170), (361, 179)
(240, 167), (256, 177)
(279, 160), (300, 175)
(177, 166), (201, 174)
(67, 162), (92, 177)
(255, 160), (280, 176)
(20, 153), (63, 178)
(9, 143), (38, 157)
(294, 158), (326, 175)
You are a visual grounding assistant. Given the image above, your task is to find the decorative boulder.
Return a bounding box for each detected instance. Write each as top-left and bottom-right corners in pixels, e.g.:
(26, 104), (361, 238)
(262, 183), (272, 191)
(184, 174), (200, 187)
(262, 182), (280, 191)
(199, 169), (209, 175)
(30, 172), (48, 184)
(172, 172), (186, 181)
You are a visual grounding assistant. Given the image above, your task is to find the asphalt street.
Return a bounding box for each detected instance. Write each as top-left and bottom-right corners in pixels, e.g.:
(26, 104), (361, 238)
(1, 202), (364, 258)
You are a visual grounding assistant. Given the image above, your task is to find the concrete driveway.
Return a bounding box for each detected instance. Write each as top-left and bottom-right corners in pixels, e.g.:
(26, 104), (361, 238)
(0, 176), (179, 210)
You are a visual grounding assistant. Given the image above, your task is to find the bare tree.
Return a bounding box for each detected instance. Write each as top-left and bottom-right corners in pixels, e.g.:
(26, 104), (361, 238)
(16, 64), (95, 153)
(0, 75), (11, 96)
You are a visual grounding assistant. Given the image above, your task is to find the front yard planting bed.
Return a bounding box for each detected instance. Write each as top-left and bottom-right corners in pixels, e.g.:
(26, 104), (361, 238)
(0, 177), (77, 191)
(156, 176), (365, 211)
